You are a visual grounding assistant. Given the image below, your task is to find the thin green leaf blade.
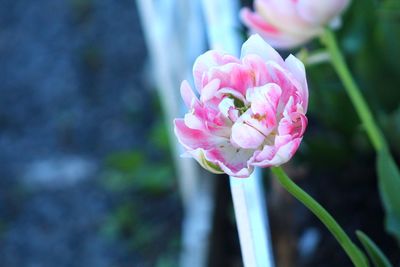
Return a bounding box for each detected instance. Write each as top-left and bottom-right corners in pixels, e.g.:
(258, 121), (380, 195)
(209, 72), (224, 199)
(356, 231), (392, 267)
(377, 148), (400, 241)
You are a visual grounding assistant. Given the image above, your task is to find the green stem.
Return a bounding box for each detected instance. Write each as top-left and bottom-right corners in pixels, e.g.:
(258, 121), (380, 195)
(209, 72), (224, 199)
(321, 28), (386, 152)
(271, 166), (369, 267)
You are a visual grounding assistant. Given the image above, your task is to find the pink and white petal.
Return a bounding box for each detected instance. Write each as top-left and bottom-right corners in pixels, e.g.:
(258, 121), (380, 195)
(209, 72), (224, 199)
(283, 112), (307, 138)
(282, 96), (298, 118)
(240, 8), (280, 35)
(240, 8), (280, 36)
(284, 54), (308, 111)
(247, 83), (282, 119)
(274, 134), (294, 148)
(266, 61), (304, 111)
(252, 137), (302, 167)
(208, 63), (255, 96)
(231, 119), (265, 149)
(200, 78), (221, 102)
(258, 31), (314, 50)
(252, 144), (275, 163)
(241, 8), (313, 49)
(180, 80), (198, 108)
(218, 97), (235, 118)
(278, 113), (309, 140)
(204, 142), (255, 178)
(184, 113), (204, 131)
(277, 117), (294, 136)
(255, 0), (314, 35)
(241, 34), (285, 66)
(242, 54), (270, 86)
(297, 0), (350, 25)
(193, 50), (240, 91)
(228, 107), (239, 122)
(220, 164), (253, 178)
(174, 119), (226, 150)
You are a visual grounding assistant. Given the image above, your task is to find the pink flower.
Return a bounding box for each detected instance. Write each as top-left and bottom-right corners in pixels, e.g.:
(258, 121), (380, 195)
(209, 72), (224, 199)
(174, 35), (308, 178)
(240, 0), (350, 49)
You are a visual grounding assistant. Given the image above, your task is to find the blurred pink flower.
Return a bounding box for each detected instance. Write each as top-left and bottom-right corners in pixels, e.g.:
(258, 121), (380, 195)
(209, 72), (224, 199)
(174, 35), (308, 178)
(241, 0), (350, 49)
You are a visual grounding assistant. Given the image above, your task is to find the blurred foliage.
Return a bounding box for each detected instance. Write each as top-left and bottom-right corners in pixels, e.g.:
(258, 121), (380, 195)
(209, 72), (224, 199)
(300, 0), (400, 167)
(293, 0), (400, 249)
(377, 148), (400, 242)
(101, 110), (180, 265)
(102, 119), (174, 195)
(357, 230), (393, 267)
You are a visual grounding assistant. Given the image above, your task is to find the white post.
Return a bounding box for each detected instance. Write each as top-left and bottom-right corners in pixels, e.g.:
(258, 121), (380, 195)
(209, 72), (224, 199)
(135, 0), (197, 206)
(201, 0), (275, 266)
(230, 169), (275, 267)
(135, 2), (216, 267)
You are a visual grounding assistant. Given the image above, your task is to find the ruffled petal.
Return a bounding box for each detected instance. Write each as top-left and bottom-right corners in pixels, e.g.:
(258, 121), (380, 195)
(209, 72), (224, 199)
(180, 80), (198, 108)
(255, 0), (318, 37)
(265, 61), (304, 112)
(193, 50), (240, 92)
(174, 119), (226, 150)
(204, 141), (255, 177)
(252, 136), (302, 167)
(207, 63), (255, 96)
(231, 119), (266, 149)
(297, 0), (350, 25)
(241, 34), (285, 66)
(200, 78), (221, 102)
(278, 113), (308, 138)
(247, 83), (282, 127)
(284, 54), (308, 112)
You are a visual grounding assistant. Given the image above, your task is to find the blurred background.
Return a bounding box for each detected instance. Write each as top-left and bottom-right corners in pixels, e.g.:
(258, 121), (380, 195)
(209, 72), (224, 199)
(0, 0), (399, 267)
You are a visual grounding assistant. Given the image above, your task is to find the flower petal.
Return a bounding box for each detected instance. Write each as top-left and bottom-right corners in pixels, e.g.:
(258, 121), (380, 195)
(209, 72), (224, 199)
(207, 63), (255, 96)
(218, 97), (235, 118)
(174, 119), (226, 150)
(297, 0), (350, 25)
(184, 113), (204, 131)
(266, 61), (304, 112)
(180, 80), (198, 108)
(278, 113), (308, 138)
(231, 118), (266, 149)
(193, 50), (240, 91)
(252, 137), (302, 167)
(205, 142), (255, 177)
(247, 83), (282, 123)
(240, 8), (280, 35)
(255, 0), (318, 37)
(200, 78), (221, 102)
(284, 54), (308, 112)
(241, 34), (285, 66)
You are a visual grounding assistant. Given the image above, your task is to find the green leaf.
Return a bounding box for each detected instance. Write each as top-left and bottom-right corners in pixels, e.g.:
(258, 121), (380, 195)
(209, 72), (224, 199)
(377, 148), (400, 241)
(356, 231), (393, 267)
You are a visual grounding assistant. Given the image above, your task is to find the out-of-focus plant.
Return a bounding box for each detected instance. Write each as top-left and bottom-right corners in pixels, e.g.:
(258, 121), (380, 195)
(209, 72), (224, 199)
(357, 231), (393, 267)
(102, 120), (174, 195)
(101, 115), (179, 265)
